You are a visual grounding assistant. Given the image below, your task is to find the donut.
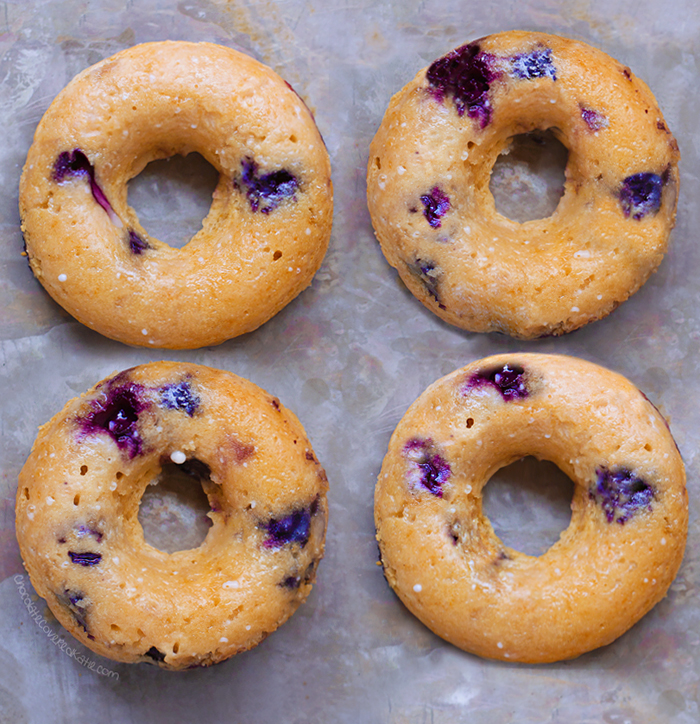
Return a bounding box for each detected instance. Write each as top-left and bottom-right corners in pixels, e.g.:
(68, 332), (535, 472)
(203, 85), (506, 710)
(374, 353), (687, 663)
(19, 41), (333, 349)
(367, 31), (680, 339)
(15, 361), (328, 670)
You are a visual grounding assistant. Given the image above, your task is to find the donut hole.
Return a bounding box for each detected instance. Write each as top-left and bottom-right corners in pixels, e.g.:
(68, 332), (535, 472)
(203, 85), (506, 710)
(482, 456), (574, 557)
(138, 461), (213, 553)
(127, 152), (219, 249)
(489, 129), (568, 222)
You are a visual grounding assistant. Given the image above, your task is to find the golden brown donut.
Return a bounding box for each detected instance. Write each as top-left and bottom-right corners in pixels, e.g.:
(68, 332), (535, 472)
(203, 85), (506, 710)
(375, 353), (687, 663)
(20, 41), (333, 349)
(16, 362), (328, 670)
(367, 31), (680, 338)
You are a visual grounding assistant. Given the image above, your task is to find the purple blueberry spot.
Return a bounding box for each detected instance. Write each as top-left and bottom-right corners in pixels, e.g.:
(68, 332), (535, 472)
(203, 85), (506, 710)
(160, 380), (200, 416)
(510, 48), (556, 81)
(589, 467), (655, 524)
(81, 380), (146, 458)
(264, 507), (312, 548)
(420, 187), (451, 228)
(68, 551), (102, 566)
(407, 258), (443, 307)
(620, 173), (663, 220)
(144, 646), (166, 663)
(53, 149), (114, 218)
(426, 42), (495, 127)
(128, 229), (149, 255)
(281, 575), (301, 589)
(466, 363), (528, 400)
(580, 106), (609, 132)
(404, 438), (451, 497)
(236, 157), (299, 213)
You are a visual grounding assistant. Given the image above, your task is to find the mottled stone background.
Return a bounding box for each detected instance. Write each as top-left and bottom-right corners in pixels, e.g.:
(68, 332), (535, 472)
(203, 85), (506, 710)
(1, 0), (699, 721)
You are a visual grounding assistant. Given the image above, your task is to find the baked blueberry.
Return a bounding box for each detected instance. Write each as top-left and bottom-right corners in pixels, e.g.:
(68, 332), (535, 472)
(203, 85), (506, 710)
(404, 438), (451, 497)
(511, 48), (556, 81)
(466, 363), (528, 400)
(81, 380), (146, 458)
(236, 157), (298, 213)
(426, 43), (494, 126)
(620, 173), (663, 220)
(160, 380), (200, 416)
(590, 467), (655, 524)
(53, 149), (114, 218)
(420, 187), (451, 228)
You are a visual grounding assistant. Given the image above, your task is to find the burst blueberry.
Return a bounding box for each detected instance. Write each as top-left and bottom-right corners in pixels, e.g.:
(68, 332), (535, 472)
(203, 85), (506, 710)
(511, 48), (557, 80)
(160, 380), (200, 416)
(236, 157), (299, 213)
(580, 107), (609, 132)
(81, 379), (146, 458)
(590, 467), (655, 524)
(128, 229), (149, 255)
(404, 438), (451, 497)
(263, 501), (317, 548)
(467, 363), (528, 400)
(420, 187), (451, 228)
(619, 173), (663, 220)
(407, 258), (443, 307)
(53, 149), (114, 218)
(68, 551), (102, 566)
(426, 43), (495, 126)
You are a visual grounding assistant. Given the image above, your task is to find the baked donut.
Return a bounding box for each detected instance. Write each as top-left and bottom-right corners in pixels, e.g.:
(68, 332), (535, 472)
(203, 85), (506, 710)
(16, 362), (328, 670)
(367, 31), (680, 339)
(374, 353), (687, 663)
(19, 41), (333, 349)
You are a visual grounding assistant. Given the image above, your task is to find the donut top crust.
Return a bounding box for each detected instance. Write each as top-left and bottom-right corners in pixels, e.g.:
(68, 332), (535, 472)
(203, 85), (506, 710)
(16, 362), (328, 669)
(374, 354), (687, 663)
(367, 31), (680, 338)
(20, 41), (333, 349)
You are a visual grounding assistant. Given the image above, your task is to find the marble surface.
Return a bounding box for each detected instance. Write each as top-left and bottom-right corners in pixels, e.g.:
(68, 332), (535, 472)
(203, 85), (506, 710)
(1, 0), (699, 721)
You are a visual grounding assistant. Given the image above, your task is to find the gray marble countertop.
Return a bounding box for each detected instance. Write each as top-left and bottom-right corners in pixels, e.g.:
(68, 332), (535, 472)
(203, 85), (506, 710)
(1, 0), (699, 721)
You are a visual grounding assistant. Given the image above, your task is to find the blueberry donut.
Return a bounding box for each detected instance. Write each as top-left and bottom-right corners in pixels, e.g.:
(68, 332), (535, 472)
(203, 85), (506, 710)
(16, 362), (328, 670)
(374, 354), (687, 663)
(19, 41), (333, 349)
(367, 31), (680, 339)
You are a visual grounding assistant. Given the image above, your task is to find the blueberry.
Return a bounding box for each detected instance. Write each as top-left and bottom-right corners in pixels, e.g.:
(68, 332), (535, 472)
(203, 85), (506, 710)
(81, 380), (146, 458)
(263, 499), (318, 549)
(53, 149), (114, 217)
(466, 363), (528, 400)
(407, 258), (443, 306)
(264, 509), (311, 548)
(128, 229), (149, 255)
(510, 48), (556, 81)
(589, 467), (655, 524)
(404, 438), (451, 497)
(426, 43), (495, 126)
(160, 380), (200, 416)
(235, 157), (299, 213)
(619, 173), (663, 220)
(68, 551), (102, 566)
(580, 107), (609, 132)
(280, 575), (301, 589)
(420, 187), (451, 228)
(144, 647), (166, 663)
